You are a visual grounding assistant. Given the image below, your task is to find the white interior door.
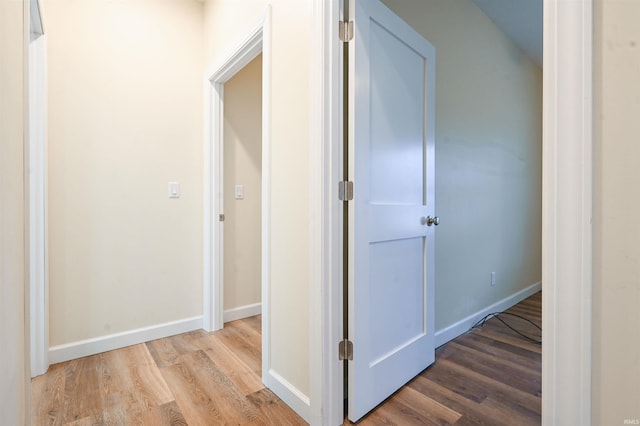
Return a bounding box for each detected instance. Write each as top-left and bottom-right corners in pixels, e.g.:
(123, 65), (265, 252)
(347, 0), (437, 421)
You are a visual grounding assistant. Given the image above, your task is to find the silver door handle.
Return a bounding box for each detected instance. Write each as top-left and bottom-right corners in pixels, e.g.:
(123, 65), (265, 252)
(423, 216), (440, 226)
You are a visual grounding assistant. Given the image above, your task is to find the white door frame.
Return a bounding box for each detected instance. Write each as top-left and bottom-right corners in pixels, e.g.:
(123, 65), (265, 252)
(309, 0), (344, 424)
(202, 6), (271, 382)
(541, 1), (593, 424)
(309, 0), (593, 424)
(28, 0), (49, 378)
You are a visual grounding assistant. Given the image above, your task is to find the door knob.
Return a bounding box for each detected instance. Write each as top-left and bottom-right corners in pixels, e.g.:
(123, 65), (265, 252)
(423, 216), (440, 226)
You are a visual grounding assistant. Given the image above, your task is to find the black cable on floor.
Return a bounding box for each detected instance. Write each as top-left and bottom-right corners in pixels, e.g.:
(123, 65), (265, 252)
(470, 312), (542, 344)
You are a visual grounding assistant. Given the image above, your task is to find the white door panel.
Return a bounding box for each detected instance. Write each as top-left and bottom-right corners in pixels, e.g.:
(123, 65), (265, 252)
(368, 237), (426, 364)
(369, 204), (425, 242)
(348, 0), (437, 421)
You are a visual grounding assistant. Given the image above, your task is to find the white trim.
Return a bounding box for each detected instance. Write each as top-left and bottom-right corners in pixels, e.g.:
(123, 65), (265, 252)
(223, 303), (261, 323)
(49, 316), (202, 365)
(265, 369), (311, 424)
(542, 0), (593, 424)
(203, 7), (271, 333)
(309, 0), (344, 425)
(203, 25), (264, 90)
(260, 8), (272, 394)
(434, 282), (542, 348)
(28, 25), (48, 377)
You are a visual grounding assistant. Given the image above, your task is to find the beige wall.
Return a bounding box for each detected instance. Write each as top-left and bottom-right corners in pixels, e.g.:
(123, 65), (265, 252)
(382, 0), (543, 330)
(0, 0), (28, 422)
(593, 0), (640, 422)
(204, 0), (311, 397)
(47, 0), (204, 345)
(44, 0), (311, 405)
(223, 54), (262, 312)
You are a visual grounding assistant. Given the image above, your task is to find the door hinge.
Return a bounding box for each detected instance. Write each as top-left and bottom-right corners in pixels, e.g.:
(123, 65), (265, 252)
(219, 214), (225, 222)
(339, 339), (353, 361)
(339, 20), (354, 42)
(338, 181), (354, 201)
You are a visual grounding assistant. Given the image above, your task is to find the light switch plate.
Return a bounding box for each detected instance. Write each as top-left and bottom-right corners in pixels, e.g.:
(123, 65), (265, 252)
(168, 182), (180, 198)
(235, 184), (244, 200)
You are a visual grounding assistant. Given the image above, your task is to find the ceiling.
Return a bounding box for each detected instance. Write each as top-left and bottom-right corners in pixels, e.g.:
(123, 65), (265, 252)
(471, 0), (543, 67)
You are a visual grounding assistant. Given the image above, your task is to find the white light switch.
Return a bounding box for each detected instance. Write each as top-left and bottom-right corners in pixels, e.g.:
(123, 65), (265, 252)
(235, 184), (244, 200)
(168, 182), (180, 198)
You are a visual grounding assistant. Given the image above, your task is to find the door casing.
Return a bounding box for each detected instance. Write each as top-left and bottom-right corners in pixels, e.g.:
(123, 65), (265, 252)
(28, 0), (48, 378)
(202, 7), (272, 389)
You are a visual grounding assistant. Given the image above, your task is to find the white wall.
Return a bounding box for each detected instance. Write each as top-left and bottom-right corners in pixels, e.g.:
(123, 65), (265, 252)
(46, 0), (204, 347)
(0, 0), (28, 422)
(204, 0), (311, 402)
(223, 54), (262, 312)
(382, 0), (543, 330)
(593, 0), (640, 422)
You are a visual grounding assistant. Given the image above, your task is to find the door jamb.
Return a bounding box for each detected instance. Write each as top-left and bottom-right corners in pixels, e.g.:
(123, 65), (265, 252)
(542, 1), (593, 424)
(309, 0), (344, 424)
(311, 0), (594, 424)
(28, 0), (48, 378)
(203, 8), (272, 391)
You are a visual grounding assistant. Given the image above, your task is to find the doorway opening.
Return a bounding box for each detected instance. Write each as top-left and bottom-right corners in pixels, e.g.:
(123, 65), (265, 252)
(311, 0), (593, 424)
(221, 54), (263, 325)
(337, 0), (543, 422)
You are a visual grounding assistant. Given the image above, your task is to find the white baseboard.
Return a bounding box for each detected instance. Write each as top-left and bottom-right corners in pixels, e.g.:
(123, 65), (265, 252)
(49, 316), (203, 365)
(265, 368), (311, 423)
(434, 281), (542, 348)
(223, 302), (262, 323)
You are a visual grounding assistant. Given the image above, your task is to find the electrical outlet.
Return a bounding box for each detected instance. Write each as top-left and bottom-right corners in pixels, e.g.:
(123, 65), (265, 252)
(491, 271), (496, 286)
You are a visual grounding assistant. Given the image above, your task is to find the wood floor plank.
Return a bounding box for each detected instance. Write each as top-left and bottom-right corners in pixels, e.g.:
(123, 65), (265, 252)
(145, 330), (203, 368)
(243, 314), (263, 335)
(479, 396), (540, 426)
(246, 388), (307, 425)
(476, 314), (542, 342)
(160, 350), (260, 425)
(469, 321), (542, 354)
(116, 401), (188, 426)
(454, 331), (541, 369)
(413, 354), (490, 404)
(197, 332), (265, 396)
(409, 375), (535, 426)
(439, 341), (541, 395)
(104, 344), (174, 410)
(230, 317), (263, 348)
(435, 358), (541, 414)
(355, 395), (446, 426)
(66, 400), (188, 426)
(63, 417), (94, 426)
(393, 385), (462, 424)
(213, 321), (262, 377)
(62, 356), (104, 423)
(31, 362), (66, 426)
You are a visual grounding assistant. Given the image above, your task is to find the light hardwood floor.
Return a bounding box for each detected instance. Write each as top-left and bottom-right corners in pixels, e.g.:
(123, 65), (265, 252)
(31, 315), (305, 425)
(33, 293), (541, 425)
